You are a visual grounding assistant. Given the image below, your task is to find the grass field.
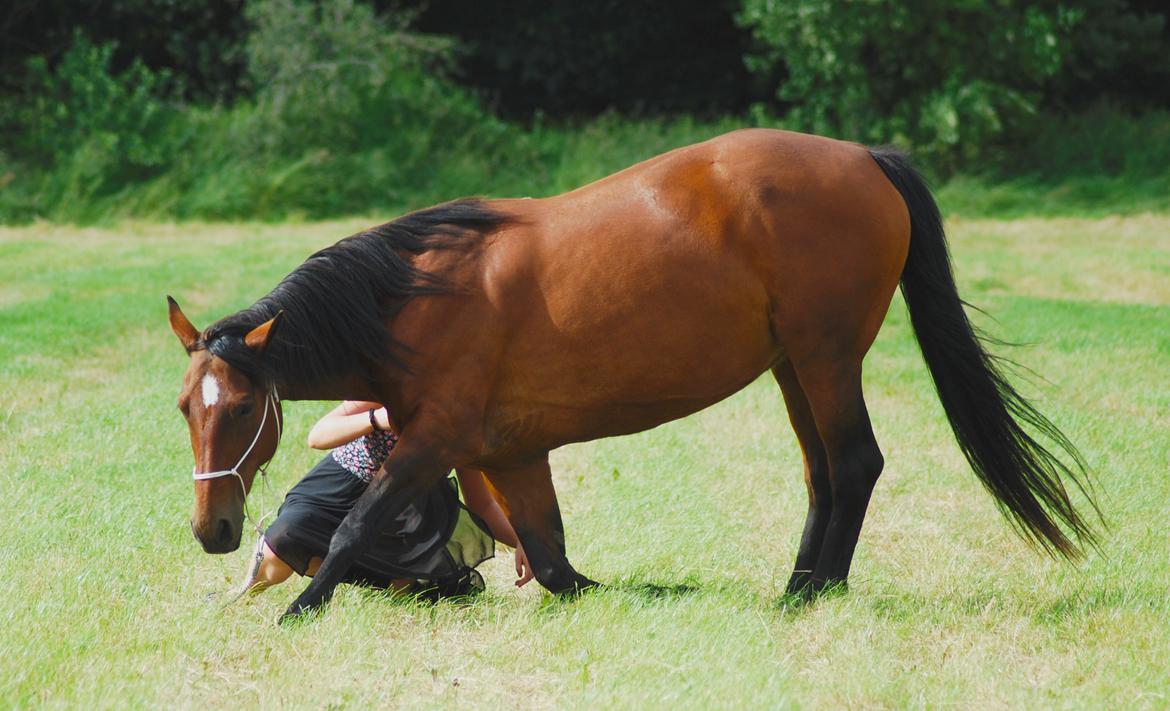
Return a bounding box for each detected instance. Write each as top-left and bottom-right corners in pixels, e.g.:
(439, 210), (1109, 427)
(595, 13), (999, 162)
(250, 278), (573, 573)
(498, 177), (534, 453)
(1, 212), (1168, 708)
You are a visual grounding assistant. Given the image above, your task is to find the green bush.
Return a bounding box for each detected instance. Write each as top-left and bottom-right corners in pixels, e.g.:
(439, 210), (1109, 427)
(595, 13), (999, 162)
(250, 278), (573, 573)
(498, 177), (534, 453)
(245, 0), (458, 150)
(1054, 0), (1170, 112)
(403, 0), (760, 116)
(0, 33), (185, 219)
(0, 0), (249, 103)
(168, 0), (560, 219)
(738, 0), (1082, 171)
(1, 0), (1165, 224)
(0, 0), (538, 222)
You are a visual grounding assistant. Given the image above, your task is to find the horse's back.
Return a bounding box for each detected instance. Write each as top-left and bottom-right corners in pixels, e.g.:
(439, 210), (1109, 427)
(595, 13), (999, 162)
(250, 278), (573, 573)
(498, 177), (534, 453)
(408, 130), (910, 454)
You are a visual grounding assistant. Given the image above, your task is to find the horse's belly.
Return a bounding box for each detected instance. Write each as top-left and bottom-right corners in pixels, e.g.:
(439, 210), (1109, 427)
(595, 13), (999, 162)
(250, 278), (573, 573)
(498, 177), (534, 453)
(490, 242), (779, 447)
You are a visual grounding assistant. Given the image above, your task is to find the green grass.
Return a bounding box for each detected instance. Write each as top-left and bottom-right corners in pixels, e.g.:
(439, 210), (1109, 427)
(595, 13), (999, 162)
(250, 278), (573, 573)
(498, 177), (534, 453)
(937, 173), (1170, 219)
(1, 213), (1168, 708)
(936, 108), (1170, 219)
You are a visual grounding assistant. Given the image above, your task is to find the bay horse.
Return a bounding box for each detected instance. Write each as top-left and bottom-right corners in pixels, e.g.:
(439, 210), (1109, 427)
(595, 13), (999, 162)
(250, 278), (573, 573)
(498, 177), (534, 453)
(168, 129), (1098, 623)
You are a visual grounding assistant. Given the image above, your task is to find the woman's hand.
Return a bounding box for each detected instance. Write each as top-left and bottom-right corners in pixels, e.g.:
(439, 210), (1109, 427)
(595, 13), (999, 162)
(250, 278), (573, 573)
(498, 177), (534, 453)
(514, 544), (534, 587)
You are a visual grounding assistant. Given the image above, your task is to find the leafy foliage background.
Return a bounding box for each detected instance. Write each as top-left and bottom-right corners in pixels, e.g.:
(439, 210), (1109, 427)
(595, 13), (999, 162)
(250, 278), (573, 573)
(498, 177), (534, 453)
(0, 0), (1167, 222)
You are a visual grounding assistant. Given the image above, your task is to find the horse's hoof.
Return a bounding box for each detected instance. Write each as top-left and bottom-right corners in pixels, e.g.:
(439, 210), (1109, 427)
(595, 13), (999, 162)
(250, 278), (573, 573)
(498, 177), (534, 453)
(779, 587), (816, 608)
(278, 611), (300, 626)
(279, 598), (319, 625)
(784, 572), (815, 599)
(810, 577), (849, 599)
(577, 576), (601, 591)
(550, 574), (601, 597)
(778, 575), (848, 609)
(279, 606), (315, 625)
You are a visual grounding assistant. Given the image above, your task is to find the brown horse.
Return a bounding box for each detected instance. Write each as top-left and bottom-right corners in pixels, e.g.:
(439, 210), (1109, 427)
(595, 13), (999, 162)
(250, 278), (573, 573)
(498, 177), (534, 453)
(169, 129), (1098, 622)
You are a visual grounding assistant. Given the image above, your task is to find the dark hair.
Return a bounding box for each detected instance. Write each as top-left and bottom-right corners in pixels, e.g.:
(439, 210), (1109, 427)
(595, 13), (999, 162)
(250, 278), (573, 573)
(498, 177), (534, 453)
(202, 199), (510, 387)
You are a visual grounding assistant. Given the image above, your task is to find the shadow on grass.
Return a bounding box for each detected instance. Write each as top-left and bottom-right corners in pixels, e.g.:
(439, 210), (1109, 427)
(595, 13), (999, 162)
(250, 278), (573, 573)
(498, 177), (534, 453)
(608, 580), (702, 600)
(350, 581), (486, 610)
(530, 577), (705, 614)
(861, 578), (1153, 626)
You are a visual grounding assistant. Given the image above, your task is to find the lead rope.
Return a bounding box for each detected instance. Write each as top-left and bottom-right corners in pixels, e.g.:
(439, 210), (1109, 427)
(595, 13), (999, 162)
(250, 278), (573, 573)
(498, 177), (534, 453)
(226, 387), (283, 606)
(192, 386), (283, 606)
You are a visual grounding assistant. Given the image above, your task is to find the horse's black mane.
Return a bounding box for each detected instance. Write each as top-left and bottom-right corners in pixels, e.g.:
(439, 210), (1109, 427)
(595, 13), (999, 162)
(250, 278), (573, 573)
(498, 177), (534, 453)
(202, 199), (509, 387)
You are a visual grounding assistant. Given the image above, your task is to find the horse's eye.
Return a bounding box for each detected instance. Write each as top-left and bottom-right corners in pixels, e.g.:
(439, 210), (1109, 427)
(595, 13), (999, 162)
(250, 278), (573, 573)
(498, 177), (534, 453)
(233, 402), (255, 419)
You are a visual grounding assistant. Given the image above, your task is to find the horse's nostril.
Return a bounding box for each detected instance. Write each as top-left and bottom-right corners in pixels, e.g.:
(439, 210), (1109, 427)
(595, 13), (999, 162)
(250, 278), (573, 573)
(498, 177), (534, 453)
(216, 518), (233, 544)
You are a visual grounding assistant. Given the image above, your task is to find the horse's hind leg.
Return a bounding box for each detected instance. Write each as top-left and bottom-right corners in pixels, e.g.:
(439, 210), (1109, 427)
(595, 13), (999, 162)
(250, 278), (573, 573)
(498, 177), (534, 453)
(793, 358), (885, 594)
(772, 360), (832, 597)
(484, 457), (598, 594)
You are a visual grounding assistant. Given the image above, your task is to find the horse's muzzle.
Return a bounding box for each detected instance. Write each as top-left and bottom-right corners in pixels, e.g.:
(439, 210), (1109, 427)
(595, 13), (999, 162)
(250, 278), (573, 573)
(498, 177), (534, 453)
(191, 516), (242, 554)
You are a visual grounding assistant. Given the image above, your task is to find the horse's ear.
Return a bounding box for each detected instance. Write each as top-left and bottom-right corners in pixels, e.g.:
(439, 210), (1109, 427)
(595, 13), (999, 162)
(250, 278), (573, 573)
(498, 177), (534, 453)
(244, 311), (284, 356)
(167, 296), (200, 352)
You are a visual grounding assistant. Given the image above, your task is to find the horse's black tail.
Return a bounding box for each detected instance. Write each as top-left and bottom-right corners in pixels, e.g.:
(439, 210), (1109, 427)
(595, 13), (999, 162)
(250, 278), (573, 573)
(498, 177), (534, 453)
(868, 146), (1101, 560)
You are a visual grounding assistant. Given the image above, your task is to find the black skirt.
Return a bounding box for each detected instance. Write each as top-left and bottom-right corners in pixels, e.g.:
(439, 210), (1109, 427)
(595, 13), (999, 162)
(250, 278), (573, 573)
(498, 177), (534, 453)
(265, 454), (494, 594)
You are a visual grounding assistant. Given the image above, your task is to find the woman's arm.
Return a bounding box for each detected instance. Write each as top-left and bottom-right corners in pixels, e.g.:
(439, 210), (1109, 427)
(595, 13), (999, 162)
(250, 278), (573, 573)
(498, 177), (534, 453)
(456, 468), (519, 546)
(306, 400), (392, 450)
(456, 468), (533, 587)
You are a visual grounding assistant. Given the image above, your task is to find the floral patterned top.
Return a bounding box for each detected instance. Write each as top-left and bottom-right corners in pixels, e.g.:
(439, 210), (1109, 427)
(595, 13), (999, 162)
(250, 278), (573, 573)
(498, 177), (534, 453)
(331, 430), (399, 483)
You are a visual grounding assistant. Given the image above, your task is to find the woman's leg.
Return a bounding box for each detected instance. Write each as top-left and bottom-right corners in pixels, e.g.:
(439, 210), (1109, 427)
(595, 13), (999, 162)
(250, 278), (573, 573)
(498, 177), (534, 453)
(248, 543), (297, 594)
(248, 543), (330, 596)
(252, 544), (410, 590)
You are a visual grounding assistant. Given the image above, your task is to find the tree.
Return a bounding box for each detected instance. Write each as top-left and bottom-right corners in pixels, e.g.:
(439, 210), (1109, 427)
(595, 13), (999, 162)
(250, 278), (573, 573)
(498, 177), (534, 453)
(739, 0), (1078, 169)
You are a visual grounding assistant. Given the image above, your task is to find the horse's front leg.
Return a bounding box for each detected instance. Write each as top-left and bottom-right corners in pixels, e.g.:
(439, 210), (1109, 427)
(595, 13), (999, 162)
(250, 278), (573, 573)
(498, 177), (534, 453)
(280, 429), (451, 623)
(484, 456), (598, 595)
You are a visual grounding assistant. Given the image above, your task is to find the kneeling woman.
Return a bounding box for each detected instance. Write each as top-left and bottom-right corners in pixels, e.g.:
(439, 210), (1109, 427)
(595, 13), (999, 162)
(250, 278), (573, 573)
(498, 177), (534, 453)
(252, 401), (532, 596)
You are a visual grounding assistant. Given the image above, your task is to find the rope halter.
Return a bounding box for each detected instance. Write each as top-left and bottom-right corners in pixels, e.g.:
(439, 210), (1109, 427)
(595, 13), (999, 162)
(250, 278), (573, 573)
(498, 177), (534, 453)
(192, 384), (284, 606)
(192, 385), (283, 535)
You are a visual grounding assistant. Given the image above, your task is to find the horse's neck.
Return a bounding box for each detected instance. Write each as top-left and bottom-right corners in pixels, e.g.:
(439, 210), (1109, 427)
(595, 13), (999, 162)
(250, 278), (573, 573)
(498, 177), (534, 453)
(276, 372), (382, 403)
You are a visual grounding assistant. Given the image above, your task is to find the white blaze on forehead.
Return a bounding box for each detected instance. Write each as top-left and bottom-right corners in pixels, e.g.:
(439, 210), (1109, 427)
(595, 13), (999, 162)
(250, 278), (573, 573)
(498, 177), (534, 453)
(201, 373), (221, 407)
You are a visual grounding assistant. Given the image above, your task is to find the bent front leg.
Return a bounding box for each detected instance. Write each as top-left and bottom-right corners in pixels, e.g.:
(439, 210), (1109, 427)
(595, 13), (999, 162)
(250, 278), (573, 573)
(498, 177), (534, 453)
(281, 431), (451, 622)
(485, 457), (598, 595)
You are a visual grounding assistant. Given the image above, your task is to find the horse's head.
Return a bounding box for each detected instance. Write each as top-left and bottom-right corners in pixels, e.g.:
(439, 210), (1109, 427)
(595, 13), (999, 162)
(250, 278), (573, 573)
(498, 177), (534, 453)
(167, 297), (284, 554)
